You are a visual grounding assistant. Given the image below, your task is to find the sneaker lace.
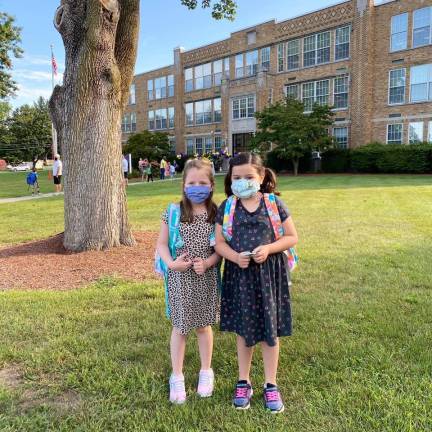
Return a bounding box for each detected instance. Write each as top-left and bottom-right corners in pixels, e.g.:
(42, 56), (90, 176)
(265, 390), (279, 402)
(171, 379), (185, 393)
(199, 373), (211, 386)
(235, 386), (248, 398)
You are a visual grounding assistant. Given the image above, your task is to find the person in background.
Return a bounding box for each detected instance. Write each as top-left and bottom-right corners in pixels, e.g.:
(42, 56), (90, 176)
(160, 157), (167, 180)
(122, 154), (129, 187)
(170, 161), (176, 180)
(139, 158), (145, 182)
(166, 161), (171, 179)
(146, 162), (154, 182)
(52, 153), (63, 193)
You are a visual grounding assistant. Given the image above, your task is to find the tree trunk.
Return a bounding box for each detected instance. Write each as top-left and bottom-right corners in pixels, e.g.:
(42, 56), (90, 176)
(49, 0), (139, 251)
(292, 158), (299, 176)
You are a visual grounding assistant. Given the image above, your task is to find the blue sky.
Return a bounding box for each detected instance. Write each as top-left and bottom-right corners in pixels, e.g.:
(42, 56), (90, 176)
(4, 0), (346, 108)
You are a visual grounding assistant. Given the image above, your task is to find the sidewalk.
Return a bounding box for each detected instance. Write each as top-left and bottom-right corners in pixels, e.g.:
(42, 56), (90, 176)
(0, 176), (182, 204)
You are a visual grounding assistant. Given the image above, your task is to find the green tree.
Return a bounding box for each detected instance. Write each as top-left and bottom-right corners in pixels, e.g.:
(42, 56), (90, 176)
(253, 97), (335, 175)
(49, 0), (237, 252)
(123, 130), (171, 167)
(5, 97), (52, 167)
(0, 12), (23, 99)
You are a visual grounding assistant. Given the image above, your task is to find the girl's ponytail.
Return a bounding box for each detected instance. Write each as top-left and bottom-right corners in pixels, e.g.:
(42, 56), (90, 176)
(260, 167), (280, 195)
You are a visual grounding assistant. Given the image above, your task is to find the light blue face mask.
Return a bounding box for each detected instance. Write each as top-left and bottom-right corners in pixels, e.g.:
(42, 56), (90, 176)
(231, 179), (260, 199)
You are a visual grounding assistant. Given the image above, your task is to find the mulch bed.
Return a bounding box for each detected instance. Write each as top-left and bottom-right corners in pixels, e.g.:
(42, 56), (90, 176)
(0, 232), (158, 290)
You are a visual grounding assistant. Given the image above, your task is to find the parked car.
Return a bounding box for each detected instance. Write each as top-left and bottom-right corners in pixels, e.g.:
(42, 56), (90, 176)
(8, 163), (31, 172)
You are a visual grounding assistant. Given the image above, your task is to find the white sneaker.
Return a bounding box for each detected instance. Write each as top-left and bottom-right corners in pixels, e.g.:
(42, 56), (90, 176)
(169, 374), (186, 404)
(197, 368), (214, 398)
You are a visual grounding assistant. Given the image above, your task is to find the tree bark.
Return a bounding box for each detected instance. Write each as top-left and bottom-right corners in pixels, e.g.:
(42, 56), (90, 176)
(293, 158), (299, 176)
(49, 0), (139, 251)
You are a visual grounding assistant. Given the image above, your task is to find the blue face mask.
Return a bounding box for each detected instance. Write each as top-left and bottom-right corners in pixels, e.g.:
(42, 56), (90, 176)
(185, 185), (212, 204)
(231, 179), (260, 199)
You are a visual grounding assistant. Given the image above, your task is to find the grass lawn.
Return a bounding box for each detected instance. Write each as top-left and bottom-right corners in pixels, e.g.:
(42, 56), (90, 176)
(0, 170), (55, 199)
(1, 175), (432, 431)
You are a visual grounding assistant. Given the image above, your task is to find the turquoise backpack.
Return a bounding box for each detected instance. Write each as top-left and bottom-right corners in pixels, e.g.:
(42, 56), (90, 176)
(154, 203), (218, 318)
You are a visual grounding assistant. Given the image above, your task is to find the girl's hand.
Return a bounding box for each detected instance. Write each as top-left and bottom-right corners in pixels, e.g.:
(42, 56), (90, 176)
(169, 253), (193, 272)
(236, 252), (251, 269)
(252, 245), (270, 264)
(192, 258), (208, 275)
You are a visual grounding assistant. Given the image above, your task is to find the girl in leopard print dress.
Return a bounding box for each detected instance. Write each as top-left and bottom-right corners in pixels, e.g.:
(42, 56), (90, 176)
(156, 158), (220, 404)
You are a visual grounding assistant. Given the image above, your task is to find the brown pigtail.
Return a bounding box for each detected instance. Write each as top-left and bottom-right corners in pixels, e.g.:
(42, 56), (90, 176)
(260, 167), (279, 195)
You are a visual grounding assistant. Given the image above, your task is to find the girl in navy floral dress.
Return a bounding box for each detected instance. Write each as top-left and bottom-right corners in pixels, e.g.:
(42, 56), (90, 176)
(215, 153), (298, 414)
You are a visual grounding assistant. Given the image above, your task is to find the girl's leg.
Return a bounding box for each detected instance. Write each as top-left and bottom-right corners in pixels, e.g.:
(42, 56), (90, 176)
(261, 338), (279, 385)
(237, 335), (254, 382)
(170, 327), (187, 376)
(196, 326), (213, 370)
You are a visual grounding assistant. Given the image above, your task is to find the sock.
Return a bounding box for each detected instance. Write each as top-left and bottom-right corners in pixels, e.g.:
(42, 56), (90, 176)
(238, 380), (248, 385)
(266, 383), (277, 389)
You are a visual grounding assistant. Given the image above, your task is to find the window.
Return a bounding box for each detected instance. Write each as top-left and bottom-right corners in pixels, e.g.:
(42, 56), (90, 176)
(148, 111), (154, 130)
(195, 65), (204, 90)
(304, 31), (330, 67)
(195, 100), (212, 124)
(121, 114), (130, 133)
(168, 75), (174, 97)
(186, 138), (194, 155)
(214, 98), (222, 122)
(235, 54), (244, 78)
(387, 123), (403, 144)
(169, 137), (176, 153)
(203, 63), (212, 88)
(391, 13), (408, 52)
(147, 80), (154, 100)
(205, 137), (213, 154)
(185, 103), (194, 126)
(215, 136), (222, 152)
(155, 108), (167, 130)
(247, 31), (256, 45)
(232, 95), (254, 119)
(285, 84), (299, 100)
(277, 43), (285, 72)
(224, 57), (230, 77)
(213, 60), (223, 86)
(413, 7), (431, 48)
(388, 69), (406, 104)
(185, 68), (193, 92)
(155, 77), (166, 99)
(302, 80), (330, 111)
(260, 47), (270, 71)
(287, 40), (300, 70)
(335, 26), (350, 60)
(130, 112), (136, 132)
(246, 50), (258, 76)
(410, 64), (432, 102)
(334, 75), (349, 109)
(129, 84), (136, 105)
(333, 127), (348, 149)
(195, 137), (203, 155)
(429, 121), (432, 143)
(409, 122), (424, 143)
(168, 107), (175, 129)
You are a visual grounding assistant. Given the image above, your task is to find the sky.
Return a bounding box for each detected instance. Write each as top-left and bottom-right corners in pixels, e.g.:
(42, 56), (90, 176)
(3, 0), (353, 108)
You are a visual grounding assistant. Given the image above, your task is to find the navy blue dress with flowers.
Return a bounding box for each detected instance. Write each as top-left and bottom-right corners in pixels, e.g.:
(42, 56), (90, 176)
(216, 195), (292, 347)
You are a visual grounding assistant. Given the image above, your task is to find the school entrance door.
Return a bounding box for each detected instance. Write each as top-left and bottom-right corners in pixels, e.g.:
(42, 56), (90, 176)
(232, 133), (253, 153)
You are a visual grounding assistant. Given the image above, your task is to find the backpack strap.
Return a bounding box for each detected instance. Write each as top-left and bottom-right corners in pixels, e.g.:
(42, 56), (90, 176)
(263, 193), (284, 240)
(222, 195), (237, 242)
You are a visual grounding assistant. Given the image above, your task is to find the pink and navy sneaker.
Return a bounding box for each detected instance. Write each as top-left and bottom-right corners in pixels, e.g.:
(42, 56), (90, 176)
(263, 384), (285, 414)
(169, 374), (186, 405)
(233, 381), (253, 410)
(197, 368), (214, 397)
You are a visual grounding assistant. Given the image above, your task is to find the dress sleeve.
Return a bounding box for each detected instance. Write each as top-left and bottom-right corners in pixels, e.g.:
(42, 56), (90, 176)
(161, 209), (168, 224)
(216, 200), (227, 225)
(275, 196), (290, 222)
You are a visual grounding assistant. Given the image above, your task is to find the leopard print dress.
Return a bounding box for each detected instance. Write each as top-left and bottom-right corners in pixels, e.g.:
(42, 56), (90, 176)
(162, 211), (220, 334)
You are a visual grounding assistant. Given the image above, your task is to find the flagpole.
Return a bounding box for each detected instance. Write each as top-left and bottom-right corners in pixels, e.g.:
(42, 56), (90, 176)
(50, 44), (58, 157)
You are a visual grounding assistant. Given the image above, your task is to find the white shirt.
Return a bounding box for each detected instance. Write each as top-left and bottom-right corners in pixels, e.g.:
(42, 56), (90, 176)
(122, 158), (128, 173)
(53, 159), (62, 176)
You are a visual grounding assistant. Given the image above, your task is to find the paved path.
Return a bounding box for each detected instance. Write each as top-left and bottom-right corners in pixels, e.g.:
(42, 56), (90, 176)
(0, 176), (184, 204)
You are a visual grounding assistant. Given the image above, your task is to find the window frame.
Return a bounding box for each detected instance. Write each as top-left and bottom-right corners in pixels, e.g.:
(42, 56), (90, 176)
(333, 126), (349, 149)
(409, 121), (424, 144)
(390, 12), (409, 52)
(333, 75), (349, 110)
(410, 64), (432, 103)
(388, 68), (406, 105)
(335, 26), (351, 61)
(387, 123), (404, 144)
(412, 6), (432, 49)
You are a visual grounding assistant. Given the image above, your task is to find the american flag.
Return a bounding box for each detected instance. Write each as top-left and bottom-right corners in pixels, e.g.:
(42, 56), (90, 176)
(51, 51), (58, 76)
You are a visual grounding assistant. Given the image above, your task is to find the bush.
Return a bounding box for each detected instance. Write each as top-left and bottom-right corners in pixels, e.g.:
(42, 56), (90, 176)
(321, 148), (351, 173)
(351, 143), (432, 174)
(265, 150), (311, 173)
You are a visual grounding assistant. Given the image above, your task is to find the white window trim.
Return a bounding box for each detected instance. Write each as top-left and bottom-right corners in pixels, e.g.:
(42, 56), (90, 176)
(332, 74), (349, 110)
(333, 126), (349, 149)
(408, 121), (424, 144)
(386, 123), (404, 144)
(232, 95), (256, 120)
(334, 26), (351, 61)
(390, 12), (409, 53)
(388, 68), (406, 106)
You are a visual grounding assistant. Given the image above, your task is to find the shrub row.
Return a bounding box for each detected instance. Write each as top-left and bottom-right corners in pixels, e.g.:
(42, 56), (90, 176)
(266, 143), (432, 174)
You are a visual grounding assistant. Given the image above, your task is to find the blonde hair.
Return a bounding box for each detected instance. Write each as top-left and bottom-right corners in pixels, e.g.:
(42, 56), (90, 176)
(180, 158), (217, 223)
